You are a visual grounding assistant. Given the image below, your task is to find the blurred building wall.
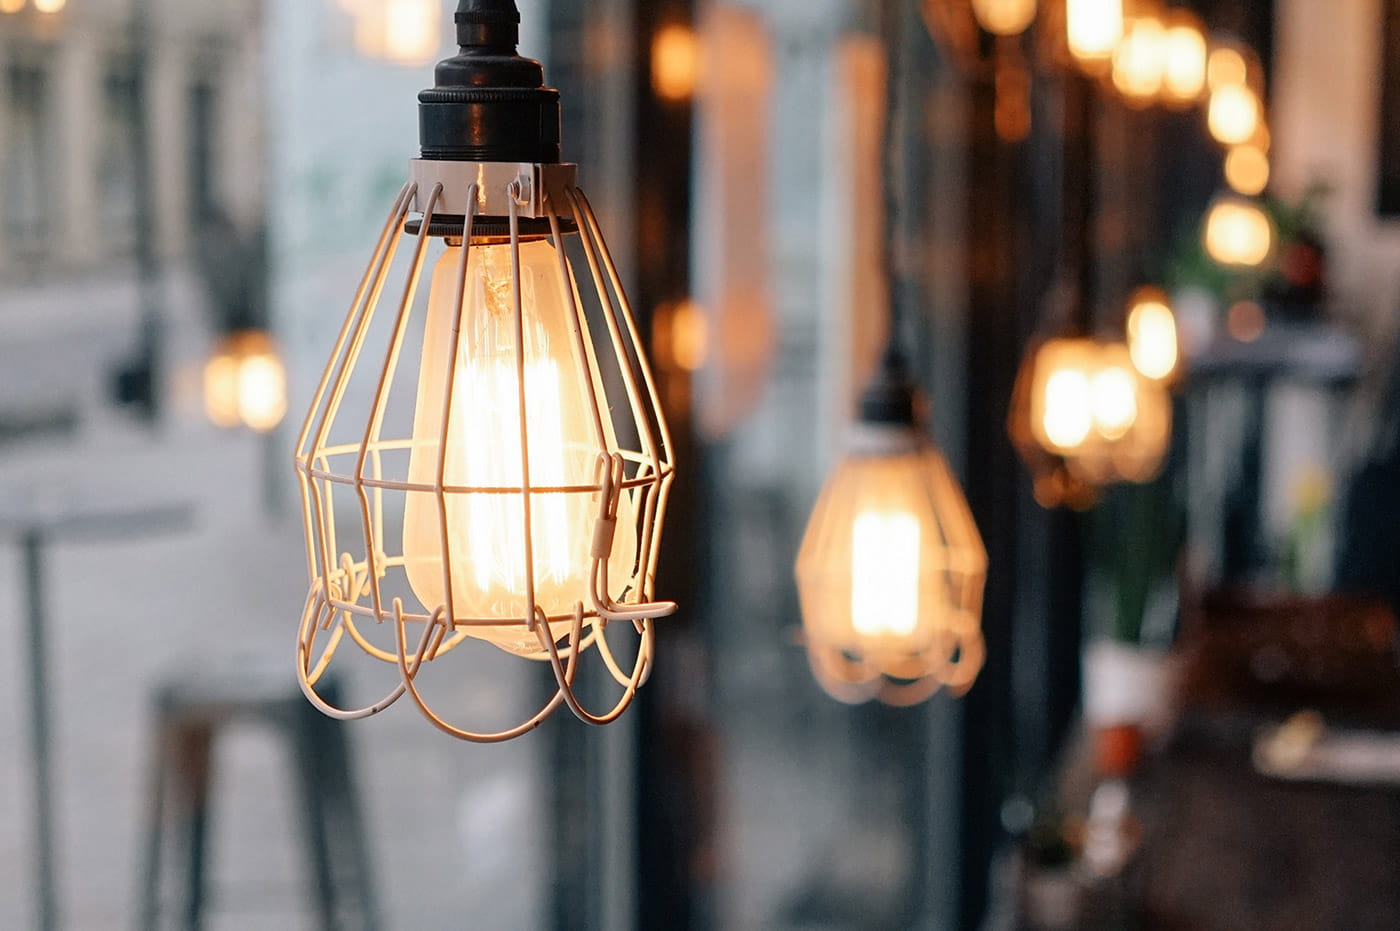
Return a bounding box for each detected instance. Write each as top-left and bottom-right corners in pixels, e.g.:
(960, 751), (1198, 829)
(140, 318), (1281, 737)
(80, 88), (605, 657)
(1274, 0), (1400, 339)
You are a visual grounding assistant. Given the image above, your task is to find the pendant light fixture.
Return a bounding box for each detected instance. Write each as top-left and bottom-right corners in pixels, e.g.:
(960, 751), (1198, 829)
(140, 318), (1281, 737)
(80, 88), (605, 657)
(205, 329), (288, 433)
(294, 0), (676, 741)
(795, 3), (988, 706)
(1009, 72), (1171, 508)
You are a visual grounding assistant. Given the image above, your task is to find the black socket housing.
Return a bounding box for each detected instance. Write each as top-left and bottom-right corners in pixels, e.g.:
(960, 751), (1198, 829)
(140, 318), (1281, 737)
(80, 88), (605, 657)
(418, 0), (561, 163)
(858, 344), (920, 428)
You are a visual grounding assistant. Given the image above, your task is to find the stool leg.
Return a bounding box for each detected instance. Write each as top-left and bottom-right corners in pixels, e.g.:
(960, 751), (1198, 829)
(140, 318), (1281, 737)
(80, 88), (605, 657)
(176, 725), (213, 931)
(137, 719), (171, 931)
(295, 719), (340, 931)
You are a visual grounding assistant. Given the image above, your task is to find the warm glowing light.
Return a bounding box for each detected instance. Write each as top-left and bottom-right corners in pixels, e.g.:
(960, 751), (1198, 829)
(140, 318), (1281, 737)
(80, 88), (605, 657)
(1207, 46), (1249, 90)
(796, 425), (988, 703)
(345, 0), (439, 66)
(1092, 365), (1139, 439)
(1066, 0), (1124, 66)
(1026, 338), (1171, 486)
(652, 22), (700, 102)
(851, 510), (920, 637)
(1112, 17), (1167, 105)
(1227, 300), (1267, 342)
(204, 330), (288, 433)
(1204, 196), (1273, 267)
(0, 0), (25, 12)
(1043, 369), (1094, 449)
(33, 0), (63, 11)
(1160, 15), (1207, 105)
(1126, 288), (1179, 381)
(656, 299), (709, 372)
(1224, 144), (1270, 196)
(1208, 83), (1262, 146)
(402, 242), (639, 655)
(971, 0), (1038, 36)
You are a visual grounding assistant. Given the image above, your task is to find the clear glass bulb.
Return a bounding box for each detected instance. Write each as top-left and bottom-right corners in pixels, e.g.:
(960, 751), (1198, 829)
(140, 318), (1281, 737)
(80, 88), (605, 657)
(971, 0), (1038, 37)
(403, 240), (638, 655)
(1066, 0), (1124, 65)
(851, 508), (921, 638)
(1127, 290), (1179, 381)
(796, 426), (987, 676)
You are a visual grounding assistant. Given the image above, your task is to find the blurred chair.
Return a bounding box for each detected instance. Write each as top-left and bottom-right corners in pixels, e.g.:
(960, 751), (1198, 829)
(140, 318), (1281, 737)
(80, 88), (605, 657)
(136, 664), (379, 931)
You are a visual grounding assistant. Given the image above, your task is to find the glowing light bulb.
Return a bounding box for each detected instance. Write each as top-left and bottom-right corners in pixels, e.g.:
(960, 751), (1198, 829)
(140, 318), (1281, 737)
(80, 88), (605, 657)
(204, 330), (287, 433)
(1207, 45), (1249, 90)
(1208, 83), (1261, 146)
(0, 0), (25, 12)
(1126, 289), (1179, 381)
(1112, 16), (1167, 105)
(1161, 16), (1207, 105)
(1066, 0), (1124, 66)
(1224, 144), (1270, 196)
(1043, 368), (1094, 449)
(348, 0), (439, 66)
(851, 509), (920, 637)
(1092, 365), (1138, 439)
(33, 0), (62, 11)
(652, 22), (700, 102)
(971, 0), (1038, 37)
(795, 423), (987, 704)
(402, 241), (639, 655)
(1204, 196), (1273, 267)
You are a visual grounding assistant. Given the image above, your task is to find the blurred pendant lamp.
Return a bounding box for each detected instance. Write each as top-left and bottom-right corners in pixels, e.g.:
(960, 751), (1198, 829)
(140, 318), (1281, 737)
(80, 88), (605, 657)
(1009, 73), (1171, 509)
(293, 0), (676, 741)
(205, 330), (287, 434)
(795, 3), (988, 706)
(1064, 0), (1124, 71)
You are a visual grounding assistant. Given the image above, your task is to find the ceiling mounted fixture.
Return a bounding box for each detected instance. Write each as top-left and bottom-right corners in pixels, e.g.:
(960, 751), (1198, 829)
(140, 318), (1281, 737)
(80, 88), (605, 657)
(294, 0), (676, 741)
(795, 1), (988, 706)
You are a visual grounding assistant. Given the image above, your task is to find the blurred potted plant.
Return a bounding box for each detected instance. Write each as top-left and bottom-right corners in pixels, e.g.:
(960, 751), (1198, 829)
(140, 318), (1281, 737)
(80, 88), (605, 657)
(1082, 472), (1186, 771)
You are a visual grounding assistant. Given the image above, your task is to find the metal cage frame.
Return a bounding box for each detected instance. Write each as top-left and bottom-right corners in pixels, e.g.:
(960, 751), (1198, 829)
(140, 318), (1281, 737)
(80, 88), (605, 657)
(294, 163), (676, 741)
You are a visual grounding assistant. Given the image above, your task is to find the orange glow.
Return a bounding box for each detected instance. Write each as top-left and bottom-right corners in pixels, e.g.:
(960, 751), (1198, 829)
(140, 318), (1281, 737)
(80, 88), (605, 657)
(343, 0), (440, 67)
(1126, 287), (1179, 381)
(1204, 196), (1273, 267)
(1208, 45), (1249, 89)
(1025, 338), (1172, 486)
(1227, 300), (1267, 342)
(971, 0), (1038, 36)
(0, 0), (26, 12)
(1066, 0), (1124, 66)
(795, 426), (988, 703)
(1225, 145), (1270, 196)
(1160, 14), (1207, 105)
(1112, 17), (1167, 105)
(652, 23), (700, 102)
(1208, 83), (1262, 147)
(204, 330), (288, 434)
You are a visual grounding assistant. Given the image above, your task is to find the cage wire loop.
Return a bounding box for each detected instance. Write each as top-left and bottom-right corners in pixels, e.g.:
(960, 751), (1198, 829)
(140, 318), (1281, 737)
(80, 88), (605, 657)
(293, 165), (675, 740)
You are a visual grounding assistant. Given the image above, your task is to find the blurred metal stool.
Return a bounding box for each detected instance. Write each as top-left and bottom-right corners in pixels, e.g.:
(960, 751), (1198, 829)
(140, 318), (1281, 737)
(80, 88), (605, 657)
(136, 662), (380, 931)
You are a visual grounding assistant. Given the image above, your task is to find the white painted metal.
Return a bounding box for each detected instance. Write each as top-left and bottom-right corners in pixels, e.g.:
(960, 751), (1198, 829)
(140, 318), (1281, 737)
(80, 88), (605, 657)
(294, 165), (676, 741)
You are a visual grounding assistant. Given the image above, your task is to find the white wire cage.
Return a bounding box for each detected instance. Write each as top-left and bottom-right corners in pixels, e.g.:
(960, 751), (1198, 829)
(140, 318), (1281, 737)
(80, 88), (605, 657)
(795, 424), (988, 707)
(294, 162), (676, 741)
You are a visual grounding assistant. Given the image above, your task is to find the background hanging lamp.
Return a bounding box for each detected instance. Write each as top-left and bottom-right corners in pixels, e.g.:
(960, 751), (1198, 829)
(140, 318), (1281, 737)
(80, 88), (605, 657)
(796, 348), (989, 705)
(1008, 68), (1172, 508)
(795, 1), (987, 707)
(204, 329), (288, 433)
(294, 0), (676, 741)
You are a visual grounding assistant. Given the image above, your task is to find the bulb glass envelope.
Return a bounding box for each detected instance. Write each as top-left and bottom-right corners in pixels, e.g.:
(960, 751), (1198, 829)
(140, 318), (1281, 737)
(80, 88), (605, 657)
(204, 329), (288, 433)
(795, 424), (988, 706)
(293, 163), (676, 741)
(1025, 337), (1171, 487)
